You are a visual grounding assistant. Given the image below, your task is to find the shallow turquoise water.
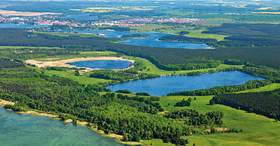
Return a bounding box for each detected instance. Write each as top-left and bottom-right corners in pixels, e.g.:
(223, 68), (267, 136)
(0, 108), (123, 146)
(68, 60), (133, 70)
(107, 71), (263, 96)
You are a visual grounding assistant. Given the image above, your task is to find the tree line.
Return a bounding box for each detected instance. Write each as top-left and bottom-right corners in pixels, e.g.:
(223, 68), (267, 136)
(210, 90), (280, 120)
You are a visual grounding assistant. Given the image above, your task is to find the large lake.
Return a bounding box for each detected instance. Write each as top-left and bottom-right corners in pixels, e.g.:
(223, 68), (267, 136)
(0, 108), (123, 146)
(107, 71), (263, 96)
(51, 28), (211, 49)
(68, 60), (133, 70)
(90, 29), (211, 49)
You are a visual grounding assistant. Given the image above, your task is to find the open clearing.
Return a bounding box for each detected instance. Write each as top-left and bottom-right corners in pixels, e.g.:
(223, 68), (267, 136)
(143, 85), (280, 146)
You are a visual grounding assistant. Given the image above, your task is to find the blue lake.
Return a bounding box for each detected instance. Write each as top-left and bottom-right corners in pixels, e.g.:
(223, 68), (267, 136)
(62, 29), (211, 49)
(92, 29), (211, 49)
(120, 32), (211, 49)
(0, 108), (123, 146)
(107, 71), (263, 96)
(68, 60), (133, 70)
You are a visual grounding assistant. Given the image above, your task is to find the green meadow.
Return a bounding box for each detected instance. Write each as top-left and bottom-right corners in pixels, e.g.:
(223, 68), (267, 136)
(143, 84), (280, 146)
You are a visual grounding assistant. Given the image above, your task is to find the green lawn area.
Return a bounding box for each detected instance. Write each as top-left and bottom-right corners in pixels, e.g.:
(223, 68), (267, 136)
(126, 56), (243, 76)
(186, 29), (226, 41)
(44, 70), (110, 85)
(131, 24), (226, 41)
(236, 83), (280, 93)
(142, 93), (280, 146)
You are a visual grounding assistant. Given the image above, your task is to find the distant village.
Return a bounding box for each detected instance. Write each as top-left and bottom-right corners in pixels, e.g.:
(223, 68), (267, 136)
(0, 15), (79, 27)
(0, 11), (204, 29)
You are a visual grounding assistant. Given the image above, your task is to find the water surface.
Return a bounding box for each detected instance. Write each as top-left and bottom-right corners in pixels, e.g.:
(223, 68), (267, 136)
(120, 32), (211, 49)
(65, 29), (211, 49)
(68, 60), (133, 70)
(107, 71), (263, 96)
(92, 29), (211, 49)
(0, 108), (123, 146)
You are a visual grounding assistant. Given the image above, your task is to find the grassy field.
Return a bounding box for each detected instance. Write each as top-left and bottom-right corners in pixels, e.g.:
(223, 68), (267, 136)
(130, 24), (226, 41)
(186, 29), (226, 41)
(44, 70), (111, 85)
(236, 83), (280, 93)
(125, 56), (242, 76)
(142, 84), (280, 146)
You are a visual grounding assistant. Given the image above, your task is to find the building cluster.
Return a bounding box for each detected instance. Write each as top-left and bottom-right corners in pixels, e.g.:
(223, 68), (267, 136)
(0, 15), (79, 27)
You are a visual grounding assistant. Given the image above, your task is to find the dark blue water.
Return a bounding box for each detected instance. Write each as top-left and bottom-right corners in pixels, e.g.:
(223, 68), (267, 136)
(68, 60), (133, 70)
(0, 108), (123, 146)
(107, 71), (263, 96)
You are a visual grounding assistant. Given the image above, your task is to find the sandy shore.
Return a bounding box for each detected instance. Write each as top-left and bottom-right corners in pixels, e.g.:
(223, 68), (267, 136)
(18, 111), (59, 119)
(0, 99), (14, 106)
(0, 10), (60, 17)
(25, 57), (135, 70)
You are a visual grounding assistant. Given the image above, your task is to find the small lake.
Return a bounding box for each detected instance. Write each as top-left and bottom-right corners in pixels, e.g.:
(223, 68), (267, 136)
(0, 108), (123, 146)
(107, 71), (263, 96)
(68, 60), (133, 70)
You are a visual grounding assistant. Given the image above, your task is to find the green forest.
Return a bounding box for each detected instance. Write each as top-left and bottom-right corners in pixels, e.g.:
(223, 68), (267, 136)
(1, 23), (280, 146)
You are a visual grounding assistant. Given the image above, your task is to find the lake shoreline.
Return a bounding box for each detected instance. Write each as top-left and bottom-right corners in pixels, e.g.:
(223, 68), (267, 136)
(25, 56), (135, 71)
(0, 99), (142, 146)
(107, 71), (264, 96)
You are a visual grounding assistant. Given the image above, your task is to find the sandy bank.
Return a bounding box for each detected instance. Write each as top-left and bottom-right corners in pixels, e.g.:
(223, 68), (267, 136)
(18, 111), (59, 119)
(25, 56), (134, 70)
(0, 99), (14, 106)
(0, 9), (60, 16)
